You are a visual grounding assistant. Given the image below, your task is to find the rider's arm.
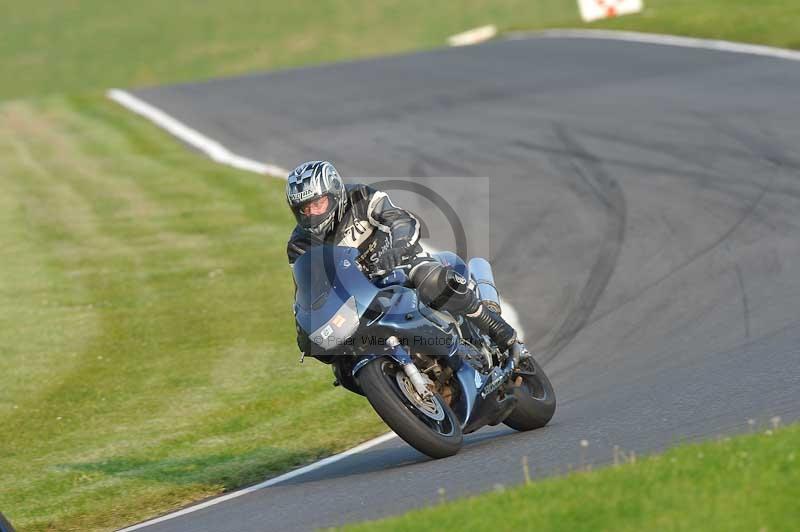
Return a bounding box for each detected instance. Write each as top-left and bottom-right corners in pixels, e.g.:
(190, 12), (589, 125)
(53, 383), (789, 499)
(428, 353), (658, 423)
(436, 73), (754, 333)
(287, 226), (313, 265)
(363, 186), (421, 250)
(288, 229), (314, 357)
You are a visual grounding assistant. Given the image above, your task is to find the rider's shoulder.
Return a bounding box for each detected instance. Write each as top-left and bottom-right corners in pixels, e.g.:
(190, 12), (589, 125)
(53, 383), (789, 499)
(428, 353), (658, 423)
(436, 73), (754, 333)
(346, 183), (379, 201)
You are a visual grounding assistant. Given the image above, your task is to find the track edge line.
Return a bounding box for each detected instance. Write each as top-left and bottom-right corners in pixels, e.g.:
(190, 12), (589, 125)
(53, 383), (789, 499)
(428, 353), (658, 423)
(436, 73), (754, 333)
(116, 432), (398, 531)
(107, 89), (291, 177)
(506, 29), (800, 63)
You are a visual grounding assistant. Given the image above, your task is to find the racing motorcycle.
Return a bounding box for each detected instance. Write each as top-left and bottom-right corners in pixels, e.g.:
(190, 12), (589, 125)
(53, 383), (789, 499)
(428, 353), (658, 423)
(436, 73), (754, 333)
(293, 245), (555, 458)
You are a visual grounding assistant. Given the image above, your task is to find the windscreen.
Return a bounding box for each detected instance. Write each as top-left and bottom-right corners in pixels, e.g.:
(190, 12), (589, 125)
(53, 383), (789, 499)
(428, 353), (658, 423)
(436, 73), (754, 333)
(292, 246), (380, 337)
(293, 246), (336, 311)
(292, 246), (378, 311)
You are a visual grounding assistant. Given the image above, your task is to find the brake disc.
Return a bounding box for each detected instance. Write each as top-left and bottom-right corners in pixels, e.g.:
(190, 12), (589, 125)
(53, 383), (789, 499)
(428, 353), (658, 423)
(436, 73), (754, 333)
(395, 372), (445, 421)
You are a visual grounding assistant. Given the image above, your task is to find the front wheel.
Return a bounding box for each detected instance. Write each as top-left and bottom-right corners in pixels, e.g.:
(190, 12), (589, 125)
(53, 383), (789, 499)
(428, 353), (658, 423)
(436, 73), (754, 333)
(503, 355), (556, 431)
(357, 358), (462, 458)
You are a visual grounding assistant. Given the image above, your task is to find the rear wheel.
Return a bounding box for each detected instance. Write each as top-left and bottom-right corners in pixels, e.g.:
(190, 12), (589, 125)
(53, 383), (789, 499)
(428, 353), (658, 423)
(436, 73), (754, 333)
(503, 356), (556, 431)
(358, 358), (462, 458)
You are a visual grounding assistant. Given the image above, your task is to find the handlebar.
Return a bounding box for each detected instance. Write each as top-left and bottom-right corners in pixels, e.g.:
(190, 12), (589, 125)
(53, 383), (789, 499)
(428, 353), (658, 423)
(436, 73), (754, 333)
(370, 265), (411, 287)
(369, 264), (411, 279)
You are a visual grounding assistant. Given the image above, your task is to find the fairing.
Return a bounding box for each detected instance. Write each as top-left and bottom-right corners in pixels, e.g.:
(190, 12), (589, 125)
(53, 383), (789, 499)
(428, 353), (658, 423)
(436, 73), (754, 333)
(293, 246), (378, 346)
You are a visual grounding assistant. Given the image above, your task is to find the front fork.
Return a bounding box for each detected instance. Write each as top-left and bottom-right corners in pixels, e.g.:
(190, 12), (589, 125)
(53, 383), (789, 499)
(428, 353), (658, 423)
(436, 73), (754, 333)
(386, 337), (435, 399)
(351, 336), (433, 399)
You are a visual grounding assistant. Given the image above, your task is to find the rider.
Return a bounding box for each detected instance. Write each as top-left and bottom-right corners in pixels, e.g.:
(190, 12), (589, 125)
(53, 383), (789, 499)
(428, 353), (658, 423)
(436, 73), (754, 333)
(286, 160), (527, 359)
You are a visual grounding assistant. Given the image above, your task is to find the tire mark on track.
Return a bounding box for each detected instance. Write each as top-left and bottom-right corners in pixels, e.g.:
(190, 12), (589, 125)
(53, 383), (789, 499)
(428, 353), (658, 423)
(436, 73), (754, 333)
(535, 124), (627, 364)
(582, 173), (769, 335)
(733, 262), (751, 340)
(569, 120), (777, 345)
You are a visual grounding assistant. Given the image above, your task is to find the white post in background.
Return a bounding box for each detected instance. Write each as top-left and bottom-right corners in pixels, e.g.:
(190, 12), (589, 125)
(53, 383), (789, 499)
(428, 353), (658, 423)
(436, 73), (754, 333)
(578, 0), (643, 22)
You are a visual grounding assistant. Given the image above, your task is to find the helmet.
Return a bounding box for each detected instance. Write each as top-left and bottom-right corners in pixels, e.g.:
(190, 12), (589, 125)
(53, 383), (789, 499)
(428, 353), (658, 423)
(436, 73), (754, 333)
(286, 160), (347, 237)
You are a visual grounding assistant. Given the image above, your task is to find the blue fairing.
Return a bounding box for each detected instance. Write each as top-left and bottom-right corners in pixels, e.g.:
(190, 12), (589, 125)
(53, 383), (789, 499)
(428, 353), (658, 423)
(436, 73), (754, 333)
(293, 246), (379, 335)
(293, 245), (513, 433)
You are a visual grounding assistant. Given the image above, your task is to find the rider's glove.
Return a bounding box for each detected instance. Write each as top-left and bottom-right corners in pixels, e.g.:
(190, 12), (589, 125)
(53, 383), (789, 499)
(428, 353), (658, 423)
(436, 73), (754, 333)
(377, 247), (407, 273)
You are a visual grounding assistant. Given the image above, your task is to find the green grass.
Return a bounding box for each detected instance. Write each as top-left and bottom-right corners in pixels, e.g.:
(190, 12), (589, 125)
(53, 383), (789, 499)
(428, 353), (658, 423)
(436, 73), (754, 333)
(344, 423), (800, 532)
(3, 1), (800, 102)
(0, 0), (576, 101)
(3, 1), (800, 530)
(0, 96), (387, 531)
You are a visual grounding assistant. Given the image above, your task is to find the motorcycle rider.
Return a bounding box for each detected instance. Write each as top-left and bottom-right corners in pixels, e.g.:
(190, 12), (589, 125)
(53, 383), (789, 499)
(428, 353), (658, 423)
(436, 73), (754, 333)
(286, 160), (527, 359)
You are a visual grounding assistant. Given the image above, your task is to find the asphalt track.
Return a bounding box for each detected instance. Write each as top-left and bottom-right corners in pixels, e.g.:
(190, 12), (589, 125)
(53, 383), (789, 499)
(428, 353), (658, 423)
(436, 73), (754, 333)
(128, 36), (800, 531)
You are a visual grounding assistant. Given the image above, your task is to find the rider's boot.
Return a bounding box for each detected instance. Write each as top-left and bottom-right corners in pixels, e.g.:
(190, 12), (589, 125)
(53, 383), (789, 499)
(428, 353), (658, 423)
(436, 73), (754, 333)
(440, 269), (521, 350)
(466, 297), (533, 370)
(464, 299), (517, 349)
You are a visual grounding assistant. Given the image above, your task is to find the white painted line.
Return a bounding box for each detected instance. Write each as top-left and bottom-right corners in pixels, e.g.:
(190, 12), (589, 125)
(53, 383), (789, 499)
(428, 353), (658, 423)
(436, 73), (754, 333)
(109, 89), (528, 530)
(508, 29), (800, 63)
(448, 25), (497, 47)
(107, 89), (291, 177)
(117, 431), (398, 531)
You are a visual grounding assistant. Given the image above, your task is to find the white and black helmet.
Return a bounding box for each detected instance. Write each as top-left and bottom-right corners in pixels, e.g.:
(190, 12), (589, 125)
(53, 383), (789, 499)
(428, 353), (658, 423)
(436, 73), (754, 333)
(286, 160), (347, 236)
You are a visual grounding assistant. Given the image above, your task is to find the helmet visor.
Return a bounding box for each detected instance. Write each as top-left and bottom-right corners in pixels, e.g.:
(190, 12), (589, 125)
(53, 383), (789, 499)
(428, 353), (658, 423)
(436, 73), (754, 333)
(294, 194), (336, 230)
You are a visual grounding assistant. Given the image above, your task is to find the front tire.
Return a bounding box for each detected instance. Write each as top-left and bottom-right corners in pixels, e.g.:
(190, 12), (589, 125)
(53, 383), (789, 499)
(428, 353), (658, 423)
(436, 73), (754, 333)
(503, 355), (556, 431)
(358, 358), (462, 458)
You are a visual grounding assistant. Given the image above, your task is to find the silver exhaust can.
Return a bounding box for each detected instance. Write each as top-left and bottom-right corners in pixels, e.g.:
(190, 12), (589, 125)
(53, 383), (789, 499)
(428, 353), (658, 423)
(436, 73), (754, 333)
(468, 257), (502, 314)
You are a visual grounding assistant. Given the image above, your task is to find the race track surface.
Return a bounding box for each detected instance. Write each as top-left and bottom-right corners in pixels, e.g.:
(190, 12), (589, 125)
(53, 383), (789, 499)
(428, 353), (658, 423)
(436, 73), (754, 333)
(129, 37), (800, 531)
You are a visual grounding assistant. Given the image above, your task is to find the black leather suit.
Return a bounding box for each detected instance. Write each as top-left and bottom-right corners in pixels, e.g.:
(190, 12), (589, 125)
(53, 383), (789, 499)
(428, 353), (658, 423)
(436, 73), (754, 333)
(288, 184), (422, 273)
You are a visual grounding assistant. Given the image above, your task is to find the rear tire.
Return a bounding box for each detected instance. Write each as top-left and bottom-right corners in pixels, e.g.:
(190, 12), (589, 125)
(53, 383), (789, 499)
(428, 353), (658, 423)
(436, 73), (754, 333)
(503, 356), (556, 431)
(358, 358), (462, 458)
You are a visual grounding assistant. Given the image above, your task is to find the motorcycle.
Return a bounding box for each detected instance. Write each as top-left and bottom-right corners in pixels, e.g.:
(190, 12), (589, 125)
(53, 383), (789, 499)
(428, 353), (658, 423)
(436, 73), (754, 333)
(293, 245), (555, 458)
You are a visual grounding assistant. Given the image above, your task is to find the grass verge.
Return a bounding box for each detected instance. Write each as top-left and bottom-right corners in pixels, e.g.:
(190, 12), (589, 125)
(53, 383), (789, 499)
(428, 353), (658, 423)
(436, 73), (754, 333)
(0, 95), (386, 531)
(344, 423), (800, 532)
(1, 0), (576, 101)
(5, 1), (800, 102)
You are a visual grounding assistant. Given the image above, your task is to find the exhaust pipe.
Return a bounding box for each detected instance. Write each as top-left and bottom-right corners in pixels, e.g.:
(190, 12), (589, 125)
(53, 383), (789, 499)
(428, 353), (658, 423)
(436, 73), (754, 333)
(468, 257), (502, 314)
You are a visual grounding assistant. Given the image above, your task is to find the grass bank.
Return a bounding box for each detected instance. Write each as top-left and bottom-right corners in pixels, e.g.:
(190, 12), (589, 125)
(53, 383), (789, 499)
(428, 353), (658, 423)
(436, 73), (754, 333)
(344, 423), (800, 532)
(1, 0), (575, 101)
(5, 1), (800, 102)
(0, 96), (386, 531)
